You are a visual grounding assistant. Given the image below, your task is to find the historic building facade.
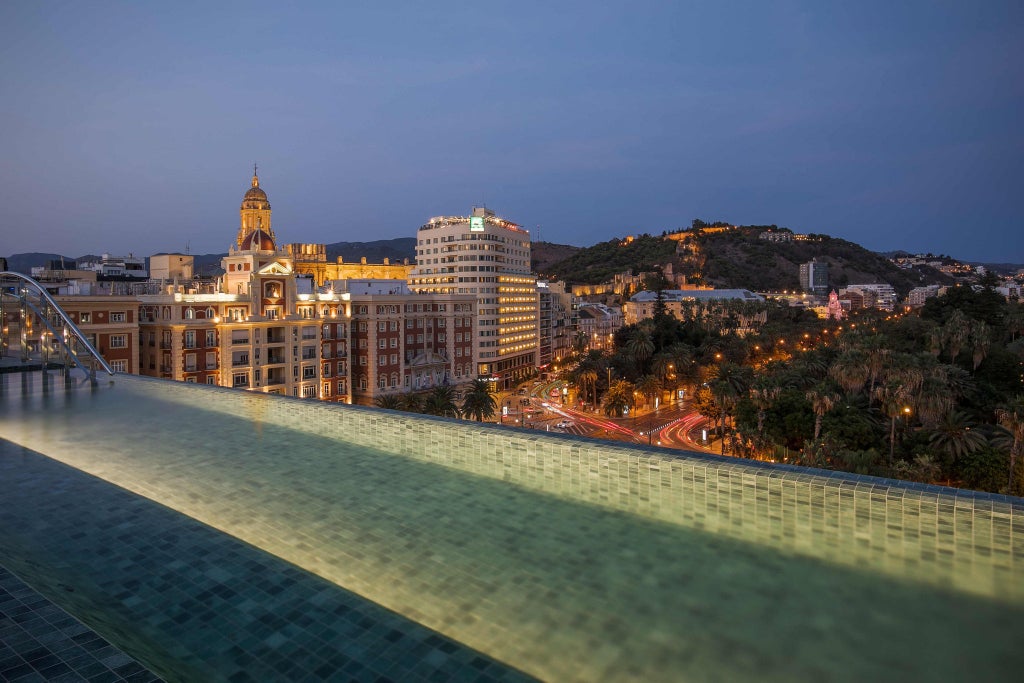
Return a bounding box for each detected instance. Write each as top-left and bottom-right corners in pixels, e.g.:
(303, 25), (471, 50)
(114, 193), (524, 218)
(54, 295), (140, 374)
(341, 280), (475, 405)
(137, 172), (474, 404)
(287, 243), (413, 286)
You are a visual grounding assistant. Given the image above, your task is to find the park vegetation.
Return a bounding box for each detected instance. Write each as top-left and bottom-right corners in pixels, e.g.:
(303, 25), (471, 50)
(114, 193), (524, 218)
(564, 274), (1024, 495)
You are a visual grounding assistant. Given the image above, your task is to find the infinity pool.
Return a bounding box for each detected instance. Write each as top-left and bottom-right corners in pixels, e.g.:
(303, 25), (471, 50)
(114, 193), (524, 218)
(1, 372), (1022, 682)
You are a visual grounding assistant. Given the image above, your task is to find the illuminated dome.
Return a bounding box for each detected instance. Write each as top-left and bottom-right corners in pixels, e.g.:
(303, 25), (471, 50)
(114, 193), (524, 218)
(239, 228), (276, 252)
(241, 170), (270, 210)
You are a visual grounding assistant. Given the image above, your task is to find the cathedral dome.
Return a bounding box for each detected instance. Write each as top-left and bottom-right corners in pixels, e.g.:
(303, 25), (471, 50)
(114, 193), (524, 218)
(241, 171), (270, 210)
(239, 228), (276, 252)
(244, 185), (267, 202)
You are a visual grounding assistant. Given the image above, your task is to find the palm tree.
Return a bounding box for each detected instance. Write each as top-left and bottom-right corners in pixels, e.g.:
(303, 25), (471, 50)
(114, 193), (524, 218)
(806, 382), (840, 441)
(829, 349), (870, 396)
(995, 395), (1024, 493)
(650, 353), (674, 385)
(399, 392), (424, 413)
(863, 335), (890, 400)
(423, 386), (459, 418)
(874, 379), (911, 465)
(711, 363), (753, 455)
(714, 362), (754, 399)
(635, 374), (662, 409)
(750, 377), (780, 437)
(884, 353), (926, 407)
(928, 411), (987, 465)
(970, 320), (991, 372)
(916, 375), (954, 429)
(375, 394), (402, 410)
(574, 367), (598, 408)
(942, 309), (971, 364)
(603, 379), (634, 417)
(460, 379), (496, 422)
(626, 330), (655, 374)
(667, 344), (699, 392)
(1004, 304), (1024, 343)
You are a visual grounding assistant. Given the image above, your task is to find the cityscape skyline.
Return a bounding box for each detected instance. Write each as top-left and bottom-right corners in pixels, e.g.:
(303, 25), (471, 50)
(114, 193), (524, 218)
(2, 1), (1022, 262)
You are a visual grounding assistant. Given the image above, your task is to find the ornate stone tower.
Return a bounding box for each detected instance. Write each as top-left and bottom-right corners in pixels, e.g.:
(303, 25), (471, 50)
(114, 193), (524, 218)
(236, 166), (275, 250)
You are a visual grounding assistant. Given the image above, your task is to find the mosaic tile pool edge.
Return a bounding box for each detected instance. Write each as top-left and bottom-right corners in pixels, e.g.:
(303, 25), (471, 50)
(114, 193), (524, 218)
(135, 377), (1024, 600)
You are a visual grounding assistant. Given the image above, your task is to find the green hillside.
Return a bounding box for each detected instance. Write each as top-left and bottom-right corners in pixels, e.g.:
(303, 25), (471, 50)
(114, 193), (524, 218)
(540, 234), (678, 283)
(691, 228), (954, 297)
(545, 225), (956, 296)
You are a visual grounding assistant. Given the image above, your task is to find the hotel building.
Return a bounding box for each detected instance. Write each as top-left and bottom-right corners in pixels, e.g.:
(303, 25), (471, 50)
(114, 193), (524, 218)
(408, 207), (538, 390)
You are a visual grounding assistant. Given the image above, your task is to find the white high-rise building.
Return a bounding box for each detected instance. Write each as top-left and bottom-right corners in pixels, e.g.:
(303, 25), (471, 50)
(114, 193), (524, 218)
(409, 207), (538, 390)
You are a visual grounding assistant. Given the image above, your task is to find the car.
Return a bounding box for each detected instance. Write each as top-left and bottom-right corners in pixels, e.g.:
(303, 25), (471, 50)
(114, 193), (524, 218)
(555, 420), (573, 429)
(517, 388), (528, 395)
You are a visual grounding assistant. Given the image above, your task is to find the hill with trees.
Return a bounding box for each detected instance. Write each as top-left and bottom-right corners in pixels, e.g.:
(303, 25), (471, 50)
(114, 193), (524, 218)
(539, 234), (678, 283)
(542, 222), (955, 296)
(688, 226), (954, 297)
(531, 241), (581, 275)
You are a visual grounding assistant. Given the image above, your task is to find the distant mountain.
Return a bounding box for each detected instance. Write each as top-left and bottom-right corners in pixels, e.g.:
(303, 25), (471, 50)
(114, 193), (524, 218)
(325, 238), (416, 264)
(5, 237), (419, 278)
(3, 252), (71, 274)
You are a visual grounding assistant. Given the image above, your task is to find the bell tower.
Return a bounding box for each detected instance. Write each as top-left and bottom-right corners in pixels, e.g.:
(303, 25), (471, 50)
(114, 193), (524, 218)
(237, 165), (274, 250)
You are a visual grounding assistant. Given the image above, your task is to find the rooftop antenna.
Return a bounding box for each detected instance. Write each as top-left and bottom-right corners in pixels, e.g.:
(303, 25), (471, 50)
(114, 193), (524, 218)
(186, 241), (191, 255)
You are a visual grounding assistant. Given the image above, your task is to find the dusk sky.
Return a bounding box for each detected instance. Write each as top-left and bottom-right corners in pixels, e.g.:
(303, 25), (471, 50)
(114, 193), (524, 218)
(2, 1), (1021, 262)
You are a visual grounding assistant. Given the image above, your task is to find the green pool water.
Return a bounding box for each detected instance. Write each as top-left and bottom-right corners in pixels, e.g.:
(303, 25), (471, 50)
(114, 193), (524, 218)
(1, 372), (1021, 682)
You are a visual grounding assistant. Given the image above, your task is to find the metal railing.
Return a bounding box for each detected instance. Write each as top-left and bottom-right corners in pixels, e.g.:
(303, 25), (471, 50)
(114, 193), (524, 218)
(1, 271), (116, 383)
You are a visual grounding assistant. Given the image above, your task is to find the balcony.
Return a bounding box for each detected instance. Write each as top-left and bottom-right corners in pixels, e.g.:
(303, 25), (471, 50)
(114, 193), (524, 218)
(231, 337), (250, 345)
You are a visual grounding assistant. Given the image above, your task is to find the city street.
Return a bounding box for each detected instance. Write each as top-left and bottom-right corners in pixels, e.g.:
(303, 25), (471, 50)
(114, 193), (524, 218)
(496, 378), (719, 453)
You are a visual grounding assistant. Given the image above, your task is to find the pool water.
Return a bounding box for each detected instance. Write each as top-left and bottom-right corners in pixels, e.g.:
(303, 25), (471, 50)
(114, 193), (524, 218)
(1, 372), (1022, 682)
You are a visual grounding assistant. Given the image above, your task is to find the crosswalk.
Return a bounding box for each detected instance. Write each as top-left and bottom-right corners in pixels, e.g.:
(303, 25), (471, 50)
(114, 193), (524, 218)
(541, 422), (589, 436)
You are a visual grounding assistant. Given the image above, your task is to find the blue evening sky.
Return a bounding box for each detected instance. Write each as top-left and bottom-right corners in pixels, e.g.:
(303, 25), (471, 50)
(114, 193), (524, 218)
(1, 1), (1021, 262)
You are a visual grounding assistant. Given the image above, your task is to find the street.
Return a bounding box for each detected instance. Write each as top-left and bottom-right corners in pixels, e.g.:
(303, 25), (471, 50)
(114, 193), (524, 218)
(496, 379), (719, 453)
